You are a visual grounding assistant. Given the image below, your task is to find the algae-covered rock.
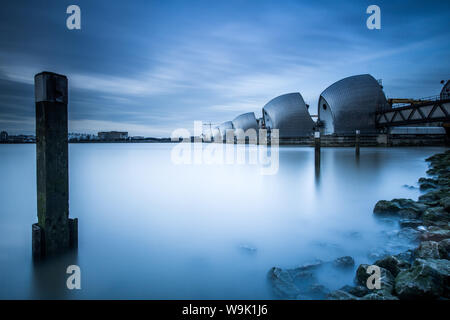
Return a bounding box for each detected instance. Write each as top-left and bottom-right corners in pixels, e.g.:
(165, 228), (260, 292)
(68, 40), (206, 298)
(394, 258), (450, 299)
(415, 241), (440, 259)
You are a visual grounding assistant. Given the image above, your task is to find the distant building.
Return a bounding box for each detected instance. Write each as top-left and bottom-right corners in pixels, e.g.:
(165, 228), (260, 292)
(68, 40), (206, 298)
(98, 131), (128, 141)
(0, 131), (8, 142)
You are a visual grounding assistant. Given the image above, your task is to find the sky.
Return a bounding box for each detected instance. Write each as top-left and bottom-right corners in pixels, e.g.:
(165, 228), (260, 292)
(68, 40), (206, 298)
(0, 0), (449, 136)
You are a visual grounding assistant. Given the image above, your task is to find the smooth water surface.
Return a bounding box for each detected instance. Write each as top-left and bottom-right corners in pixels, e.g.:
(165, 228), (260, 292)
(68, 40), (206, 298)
(0, 144), (446, 299)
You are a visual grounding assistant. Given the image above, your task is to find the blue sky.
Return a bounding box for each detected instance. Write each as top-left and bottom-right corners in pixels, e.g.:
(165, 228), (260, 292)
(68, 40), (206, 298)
(0, 0), (449, 136)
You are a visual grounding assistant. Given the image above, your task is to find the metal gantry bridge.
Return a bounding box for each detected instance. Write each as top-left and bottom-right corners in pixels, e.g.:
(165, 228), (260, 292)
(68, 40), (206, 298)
(375, 97), (450, 128)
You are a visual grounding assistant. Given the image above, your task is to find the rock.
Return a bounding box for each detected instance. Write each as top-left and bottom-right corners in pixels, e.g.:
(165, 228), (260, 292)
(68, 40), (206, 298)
(419, 189), (450, 205)
(420, 229), (450, 242)
(415, 241), (441, 259)
(397, 227), (421, 242)
(239, 244), (257, 254)
(355, 264), (395, 295)
(374, 256), (409, 277)
(399, 219), (423, 229)
(307, 284), (330, 299)
(438, 239), (450, 259)
(418, 178), (438, 190)
(339, 285), (369, 297)
(267, 267), (301, 298)
(333, 256), (355, 269)
(422, 207), (450, 226)
(360, 292), (399, 300)
(394, 259), (450, 299)
(290, 260), (323, 280)
(373, 199), (427, 219)
(394, 250), (414, 264)
(373, 200), (401, 215)
(440, 197), (450, 213)
(327, 290), (358, 300)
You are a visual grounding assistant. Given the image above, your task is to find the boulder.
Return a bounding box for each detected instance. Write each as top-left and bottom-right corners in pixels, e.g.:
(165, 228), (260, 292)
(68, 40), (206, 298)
(355, 264), (395, 295)
(438, 239), (450, 259)
(333, 256), (355, 269)
(374, 255), (410, 277)
(440, 197), (450, 213)
(394, 258), (450, 299)
(418, 178), (438, 190)
(420, 228), (450, 242)
(415, 241), (440, 259)
(419, 189), (450, 205)
(373, 199), (427, 219)
(373, 200), (401, 215)
(422, 207), (450, 226)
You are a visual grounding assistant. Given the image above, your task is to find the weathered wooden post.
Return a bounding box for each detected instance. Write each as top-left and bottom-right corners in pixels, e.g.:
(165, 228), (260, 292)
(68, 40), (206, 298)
(355, 130), (360, 157)
(33, 71), (77, 260)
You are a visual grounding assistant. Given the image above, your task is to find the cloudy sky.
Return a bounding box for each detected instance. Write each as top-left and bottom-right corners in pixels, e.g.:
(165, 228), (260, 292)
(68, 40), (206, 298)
(0, 0), (449, 136)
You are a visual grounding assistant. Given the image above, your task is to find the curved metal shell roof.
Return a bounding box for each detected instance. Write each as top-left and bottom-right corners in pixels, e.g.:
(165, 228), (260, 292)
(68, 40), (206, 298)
(262, 92), (314, 137)
(232, 112), (258, 132)
(218, 121), (234, 139)
(318, 74), (387, 134)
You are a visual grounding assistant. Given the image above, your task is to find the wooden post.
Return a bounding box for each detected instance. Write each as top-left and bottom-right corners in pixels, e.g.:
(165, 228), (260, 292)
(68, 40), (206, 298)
(33, 71), (77, 259)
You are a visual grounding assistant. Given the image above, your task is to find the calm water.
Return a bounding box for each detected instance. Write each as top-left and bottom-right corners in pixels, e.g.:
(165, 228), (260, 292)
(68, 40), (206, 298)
(0, 143), (446, 299)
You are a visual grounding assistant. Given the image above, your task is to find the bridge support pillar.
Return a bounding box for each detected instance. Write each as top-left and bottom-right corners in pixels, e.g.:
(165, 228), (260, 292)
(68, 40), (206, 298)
(314, 131), (320, 177)
(355, 130), (360, 156)
(33, 71), (77, 260)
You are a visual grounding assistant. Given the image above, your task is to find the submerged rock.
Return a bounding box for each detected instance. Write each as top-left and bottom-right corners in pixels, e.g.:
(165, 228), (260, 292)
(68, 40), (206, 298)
(267, 267), (301, 298)
(333, 256), (355, 269)
(307, 284), (330, 299)
(399, 219), (423, 229)
(394, 259), (450, 299)
(339, 285), (369, 298)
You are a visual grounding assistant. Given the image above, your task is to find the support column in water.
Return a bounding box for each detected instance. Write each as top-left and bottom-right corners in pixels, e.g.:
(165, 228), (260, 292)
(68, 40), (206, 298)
(314, 131), (321, 178)
(32, 71), (77, 259)
(355, 130), (360, 156)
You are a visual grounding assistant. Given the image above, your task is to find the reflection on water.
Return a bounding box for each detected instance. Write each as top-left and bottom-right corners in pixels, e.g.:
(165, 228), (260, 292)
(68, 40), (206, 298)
(0, 144), (446, 299)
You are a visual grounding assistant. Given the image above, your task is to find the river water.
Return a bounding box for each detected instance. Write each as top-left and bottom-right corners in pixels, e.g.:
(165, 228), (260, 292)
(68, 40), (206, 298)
(0, 143), (446, 299)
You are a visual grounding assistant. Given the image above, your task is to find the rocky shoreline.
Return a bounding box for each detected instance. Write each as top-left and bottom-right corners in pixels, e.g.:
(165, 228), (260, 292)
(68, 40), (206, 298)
(268, 150), (450, 300)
